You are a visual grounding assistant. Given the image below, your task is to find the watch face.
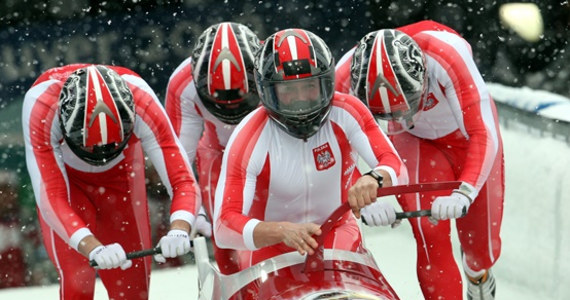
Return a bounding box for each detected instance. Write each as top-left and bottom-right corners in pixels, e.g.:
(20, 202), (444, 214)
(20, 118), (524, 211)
(367, 170), (383, 187)
(371, 170), (381, 179)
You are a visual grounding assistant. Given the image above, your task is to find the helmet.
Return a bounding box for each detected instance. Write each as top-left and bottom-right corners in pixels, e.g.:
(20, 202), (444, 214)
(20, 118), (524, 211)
(191, 22), (261, 124)
(350, 29), (427, 134)
(255, 29), (335, 139)
(58, 65), (135, 166)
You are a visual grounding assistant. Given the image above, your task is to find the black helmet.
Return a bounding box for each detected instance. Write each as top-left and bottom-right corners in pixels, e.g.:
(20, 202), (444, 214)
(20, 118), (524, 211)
(351, 29), (427, 134)
(58, 65), (135, 166)
(191, 22), (261, 124)
(255, 28), (335, 139)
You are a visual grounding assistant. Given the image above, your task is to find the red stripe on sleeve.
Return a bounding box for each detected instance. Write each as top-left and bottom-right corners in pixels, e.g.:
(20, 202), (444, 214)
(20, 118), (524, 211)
(330, 122), (355, 203)
(165, 63), (194, 136)
(415, 33), (490, 185)
(334, 53), (352, 94)
(397, 20), (460, 37)
(29, 83), (87, 239)
(248, 154), (271, 220)
(131, 83), (199, 215)
(333, 93), (403, 176)
(219, 111), (269, 233)
(332, 93), (375, 121)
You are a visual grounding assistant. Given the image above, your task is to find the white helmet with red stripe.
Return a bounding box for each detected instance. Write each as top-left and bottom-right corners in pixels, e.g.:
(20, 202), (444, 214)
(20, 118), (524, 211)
(350, 29), (427, 134)
(256, 28), (335, 140)
(58, 65), (135, 166)
(192, 22), (261, 124)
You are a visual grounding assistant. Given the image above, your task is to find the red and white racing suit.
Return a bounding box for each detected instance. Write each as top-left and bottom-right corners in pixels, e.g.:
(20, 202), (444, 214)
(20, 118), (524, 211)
(165, 57), (244, 274)
(213, 93), (408, 269)
(22, 64), (200, 300)
(336, 20), (504, 299)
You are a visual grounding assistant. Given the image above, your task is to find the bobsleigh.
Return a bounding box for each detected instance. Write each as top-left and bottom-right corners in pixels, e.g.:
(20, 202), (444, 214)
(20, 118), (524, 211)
(194, 181), (460, 299)
(193, 214), (397, 299)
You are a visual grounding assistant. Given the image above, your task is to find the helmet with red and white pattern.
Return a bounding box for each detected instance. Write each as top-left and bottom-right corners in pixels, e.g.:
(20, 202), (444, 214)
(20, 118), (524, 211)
(191, 22), (261, 124)
(255, 28), (335, 139)
(350, 29), (427, 133)
(58, 65), (135, 166)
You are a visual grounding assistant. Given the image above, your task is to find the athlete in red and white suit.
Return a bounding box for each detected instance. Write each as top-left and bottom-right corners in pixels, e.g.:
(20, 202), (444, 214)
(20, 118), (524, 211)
(165, 22), (261, 274)
(165, 57), (234, 220)
(336, 21), (504, 299)
(214, 95), (408, 267)
(22, 64), (200, 299)
(213, 28), (408, 269)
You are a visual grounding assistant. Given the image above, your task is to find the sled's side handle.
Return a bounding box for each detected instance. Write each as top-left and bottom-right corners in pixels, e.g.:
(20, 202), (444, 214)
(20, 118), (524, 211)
(89, 247), (162, 267)
(304, 181), (461, 273)
(361, 209), (432, 225)
(88, 239), (194, 268)
(396, 209), (432, 219)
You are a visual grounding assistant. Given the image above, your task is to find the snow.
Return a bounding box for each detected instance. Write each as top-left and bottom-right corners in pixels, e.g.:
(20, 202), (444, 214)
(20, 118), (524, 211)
(487, 83), (570, 122)
(2, 122), (568, 299)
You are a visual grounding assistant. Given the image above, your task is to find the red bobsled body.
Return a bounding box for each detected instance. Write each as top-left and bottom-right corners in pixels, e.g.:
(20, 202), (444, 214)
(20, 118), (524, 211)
(196, 182), (460, 299)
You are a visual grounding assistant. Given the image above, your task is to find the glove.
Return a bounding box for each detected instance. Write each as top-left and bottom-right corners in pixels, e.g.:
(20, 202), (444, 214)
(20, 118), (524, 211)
(154, 229), (191, 263)
(192, 213), (212, 238)
(431, 191), (471, 220)
(361, 201), (397, 226)
(88, 243), (132, 270)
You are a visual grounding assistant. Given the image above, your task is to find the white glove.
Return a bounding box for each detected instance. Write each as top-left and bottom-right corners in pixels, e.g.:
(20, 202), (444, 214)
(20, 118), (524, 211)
(154, 229), (191, 263)
(361, 201), (397, 226)
(431, 192), (471, 220)
(88, 243), (132, 270)
(192, 213), (212, 238)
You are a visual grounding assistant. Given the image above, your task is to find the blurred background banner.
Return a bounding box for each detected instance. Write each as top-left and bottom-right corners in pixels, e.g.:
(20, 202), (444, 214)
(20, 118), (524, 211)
(1, 0), (569, 107)
(0, 0), (371, 105)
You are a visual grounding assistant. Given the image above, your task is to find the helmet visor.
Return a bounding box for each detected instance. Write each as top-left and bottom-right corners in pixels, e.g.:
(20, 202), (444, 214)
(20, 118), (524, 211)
(196, 87), (260, 124)
(372, 83), (426, 135)
(275, 78), (321, 114)
(259, 72), (333, 119)
(375, 109), (422, 135)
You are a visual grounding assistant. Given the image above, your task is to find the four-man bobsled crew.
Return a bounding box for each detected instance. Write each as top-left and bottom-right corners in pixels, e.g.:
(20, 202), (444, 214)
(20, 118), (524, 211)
(22, 20), (502, 300)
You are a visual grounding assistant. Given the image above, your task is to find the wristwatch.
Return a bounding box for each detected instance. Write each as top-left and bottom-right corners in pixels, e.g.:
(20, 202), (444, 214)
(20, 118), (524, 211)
(364, 169), (383, 188)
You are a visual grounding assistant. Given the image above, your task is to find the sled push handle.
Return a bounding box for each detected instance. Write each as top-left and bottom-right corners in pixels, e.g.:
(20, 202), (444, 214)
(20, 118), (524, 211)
(89, 239), (194, 267)
(89, 247), (161, 267)
(361, 209), (432, 225)
(304, 181), (461, 273)
(396, 209), (431, 219)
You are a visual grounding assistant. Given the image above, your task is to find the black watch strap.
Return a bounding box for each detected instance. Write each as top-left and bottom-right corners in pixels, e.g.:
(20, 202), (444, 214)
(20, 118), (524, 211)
(364, 170), (383, 187)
